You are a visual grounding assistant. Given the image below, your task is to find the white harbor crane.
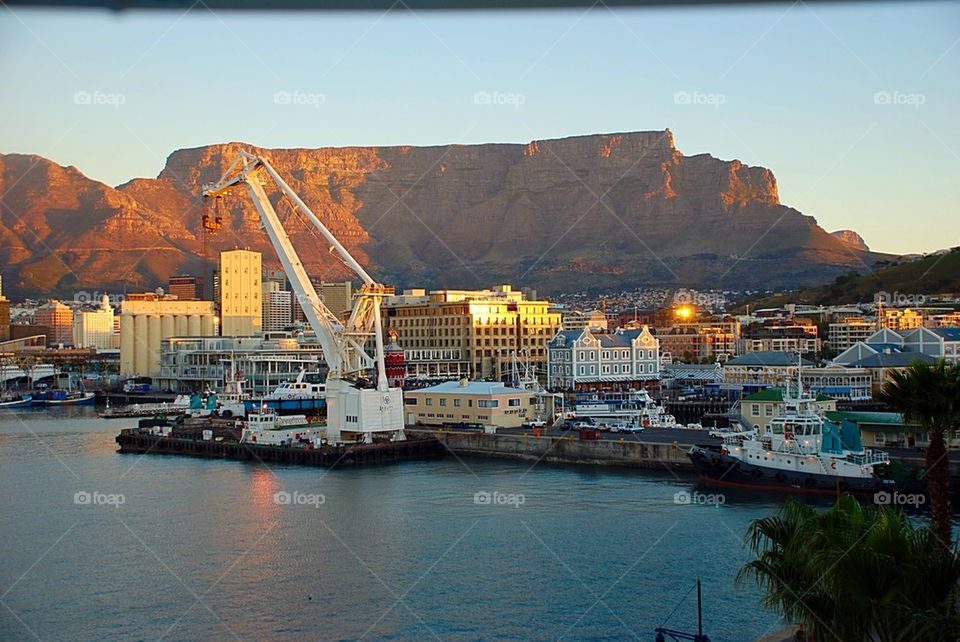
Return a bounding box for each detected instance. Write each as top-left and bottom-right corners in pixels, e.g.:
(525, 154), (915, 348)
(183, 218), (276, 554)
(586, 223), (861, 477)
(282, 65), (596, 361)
(202, 151), (404, 444)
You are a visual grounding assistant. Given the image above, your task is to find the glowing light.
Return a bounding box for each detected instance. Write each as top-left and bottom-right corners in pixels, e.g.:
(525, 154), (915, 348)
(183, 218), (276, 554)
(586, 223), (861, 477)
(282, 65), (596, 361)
(675, 306), (693, 319)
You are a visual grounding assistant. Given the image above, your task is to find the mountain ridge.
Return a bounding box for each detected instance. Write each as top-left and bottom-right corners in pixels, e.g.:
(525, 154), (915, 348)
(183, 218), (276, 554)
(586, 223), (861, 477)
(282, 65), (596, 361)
(0, 130), (889, 298)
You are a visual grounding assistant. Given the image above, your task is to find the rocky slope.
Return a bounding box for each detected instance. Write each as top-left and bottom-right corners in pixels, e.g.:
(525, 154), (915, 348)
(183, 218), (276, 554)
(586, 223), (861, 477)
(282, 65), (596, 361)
(0, 130), (885, 297)
(831, 229), (870, 252)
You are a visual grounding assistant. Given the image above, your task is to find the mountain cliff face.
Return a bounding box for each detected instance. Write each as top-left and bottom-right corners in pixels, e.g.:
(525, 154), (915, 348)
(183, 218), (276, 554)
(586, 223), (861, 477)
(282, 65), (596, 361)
(831, 229), (870, 252)
(0, 130), (883, 297)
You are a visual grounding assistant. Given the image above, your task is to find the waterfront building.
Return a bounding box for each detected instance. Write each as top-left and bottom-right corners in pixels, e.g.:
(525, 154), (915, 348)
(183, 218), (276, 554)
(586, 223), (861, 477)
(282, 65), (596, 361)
(722, 351), (814, 386)
(219, 249), (262, 336)
(561, 309), (607, 331)
(546, 326), (660, 392)
(383, 284), (561, 382)
(168, 275), (205, 301)
(262, 285), (292, 332)
(157, 333), (325, 394)
(834, 327), (960, 367)
(119, 294), (217, 377)
(34, 301), (73, 346)
(739, 388), (836, 435)
(654, 320), (739, 363)
(827, 318), (876, 353)
(739, 324), (820, 356)
(800, 364), (873, 401)
(822, 410), (955, 450)
(403, 379), (533, 428)
(72, 294), (115, 350)
(0, 295), (9, 343)
(881, 307), (923, 331)
(320, 281), (353, 320)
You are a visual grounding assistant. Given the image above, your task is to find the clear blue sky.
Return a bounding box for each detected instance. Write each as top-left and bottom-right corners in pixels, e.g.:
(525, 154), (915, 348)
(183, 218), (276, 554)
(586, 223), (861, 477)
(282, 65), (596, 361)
(1, 2), (957, 255)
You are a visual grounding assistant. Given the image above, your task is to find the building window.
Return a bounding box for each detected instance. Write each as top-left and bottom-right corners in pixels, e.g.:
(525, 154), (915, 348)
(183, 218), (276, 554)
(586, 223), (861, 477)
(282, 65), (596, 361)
(426, 398), (433, 406)
(478, 399), (499, 408)
(454, 398), (461, 407)
(405, 398), (417, 405)
(508, 398), (520, 407)
(440, 398), (447, 407)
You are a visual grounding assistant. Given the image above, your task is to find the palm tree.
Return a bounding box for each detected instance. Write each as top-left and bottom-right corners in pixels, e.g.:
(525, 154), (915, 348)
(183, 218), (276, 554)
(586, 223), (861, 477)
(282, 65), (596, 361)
(877, 359), (959, 549)
(739, 495), (960, 641)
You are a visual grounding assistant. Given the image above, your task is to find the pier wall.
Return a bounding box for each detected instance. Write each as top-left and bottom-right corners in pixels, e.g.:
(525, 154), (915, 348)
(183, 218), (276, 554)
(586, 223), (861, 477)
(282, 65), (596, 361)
(408, 429), (695, 472)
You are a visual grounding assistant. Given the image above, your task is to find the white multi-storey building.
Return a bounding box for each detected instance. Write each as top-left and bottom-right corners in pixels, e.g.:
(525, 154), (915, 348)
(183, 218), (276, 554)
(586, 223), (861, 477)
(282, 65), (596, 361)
(72, 294), (115, 350)
(547, 326), (660, 391)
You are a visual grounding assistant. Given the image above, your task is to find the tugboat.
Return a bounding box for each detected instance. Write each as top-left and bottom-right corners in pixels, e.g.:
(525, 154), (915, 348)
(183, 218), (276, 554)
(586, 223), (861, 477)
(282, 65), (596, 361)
(688, 366), (903, 496)
(238, 407), (323, 446)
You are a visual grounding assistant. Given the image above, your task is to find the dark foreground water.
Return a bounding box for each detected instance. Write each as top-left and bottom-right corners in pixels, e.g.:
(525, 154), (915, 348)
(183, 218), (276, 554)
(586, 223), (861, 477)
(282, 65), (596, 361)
(0, 407), (798, 641)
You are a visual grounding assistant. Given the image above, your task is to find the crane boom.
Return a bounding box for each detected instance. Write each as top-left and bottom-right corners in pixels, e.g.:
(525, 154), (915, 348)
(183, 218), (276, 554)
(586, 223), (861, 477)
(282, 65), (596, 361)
(202, 151), (403, 444)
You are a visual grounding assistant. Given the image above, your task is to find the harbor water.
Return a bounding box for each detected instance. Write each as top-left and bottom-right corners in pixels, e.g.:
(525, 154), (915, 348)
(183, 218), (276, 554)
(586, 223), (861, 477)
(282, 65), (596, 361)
(1, 407), (798, 641)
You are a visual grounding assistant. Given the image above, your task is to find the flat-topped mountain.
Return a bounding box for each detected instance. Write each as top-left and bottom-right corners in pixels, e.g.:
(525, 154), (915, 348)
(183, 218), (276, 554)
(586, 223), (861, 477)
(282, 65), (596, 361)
(0, 130), (885, 297)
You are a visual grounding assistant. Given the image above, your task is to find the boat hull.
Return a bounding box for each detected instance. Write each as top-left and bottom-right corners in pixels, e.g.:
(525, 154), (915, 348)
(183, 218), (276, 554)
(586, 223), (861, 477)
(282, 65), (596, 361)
(0, 395), (34, 408)
(687, 446), (923, 498)
(45, 393), (96, 406)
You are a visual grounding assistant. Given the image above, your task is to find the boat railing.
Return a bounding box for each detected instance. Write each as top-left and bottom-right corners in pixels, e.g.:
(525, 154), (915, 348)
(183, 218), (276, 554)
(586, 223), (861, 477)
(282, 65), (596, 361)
(846, 449), (889, 466)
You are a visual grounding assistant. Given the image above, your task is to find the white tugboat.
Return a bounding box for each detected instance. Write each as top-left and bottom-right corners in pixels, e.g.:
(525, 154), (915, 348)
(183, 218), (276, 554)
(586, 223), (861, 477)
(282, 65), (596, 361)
(688, 361), (903, 496)
(238, 407), (324, 447)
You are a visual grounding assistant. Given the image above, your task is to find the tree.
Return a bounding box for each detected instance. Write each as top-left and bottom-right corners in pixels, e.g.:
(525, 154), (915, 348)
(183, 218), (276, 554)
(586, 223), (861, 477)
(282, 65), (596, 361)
(877, 359), (960, 549)
(739, 496), (960, 641)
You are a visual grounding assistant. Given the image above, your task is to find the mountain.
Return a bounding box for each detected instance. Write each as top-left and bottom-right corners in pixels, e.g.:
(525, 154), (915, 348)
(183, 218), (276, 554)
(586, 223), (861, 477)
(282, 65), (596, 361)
(0, 130), (889, 298)
(831, 229), (869, 252)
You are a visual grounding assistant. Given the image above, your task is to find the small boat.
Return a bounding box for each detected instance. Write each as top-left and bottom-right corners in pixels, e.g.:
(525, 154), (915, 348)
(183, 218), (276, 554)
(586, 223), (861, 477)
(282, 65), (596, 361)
(0, 393), (34, 408)
(45, 391), (96, 406)
(244, 368), (326, 414)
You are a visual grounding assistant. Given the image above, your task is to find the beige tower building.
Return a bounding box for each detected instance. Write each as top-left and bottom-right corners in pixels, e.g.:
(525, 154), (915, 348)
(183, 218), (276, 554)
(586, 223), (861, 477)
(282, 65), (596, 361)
(120, 294), (217, 377)
(35, 301), (74, 346)
(219, 249), (262, 336)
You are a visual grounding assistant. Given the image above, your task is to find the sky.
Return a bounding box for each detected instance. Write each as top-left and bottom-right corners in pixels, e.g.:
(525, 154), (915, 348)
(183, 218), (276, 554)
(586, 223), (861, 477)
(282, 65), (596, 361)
(0, 1), (957, 256)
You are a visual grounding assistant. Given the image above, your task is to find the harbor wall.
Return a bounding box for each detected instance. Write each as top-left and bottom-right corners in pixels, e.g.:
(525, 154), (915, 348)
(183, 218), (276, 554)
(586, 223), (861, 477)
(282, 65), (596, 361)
(407, 429), (695, 472)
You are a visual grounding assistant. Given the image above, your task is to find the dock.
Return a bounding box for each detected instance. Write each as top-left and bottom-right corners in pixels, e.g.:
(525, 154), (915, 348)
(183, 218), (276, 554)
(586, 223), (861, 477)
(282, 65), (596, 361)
(407, 428), (697, 472)
(115, 428), (445, 467)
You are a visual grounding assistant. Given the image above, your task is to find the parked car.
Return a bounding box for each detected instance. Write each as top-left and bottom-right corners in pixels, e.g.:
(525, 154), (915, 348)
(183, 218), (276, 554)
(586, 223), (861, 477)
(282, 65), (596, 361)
(605, 422), (628, 433)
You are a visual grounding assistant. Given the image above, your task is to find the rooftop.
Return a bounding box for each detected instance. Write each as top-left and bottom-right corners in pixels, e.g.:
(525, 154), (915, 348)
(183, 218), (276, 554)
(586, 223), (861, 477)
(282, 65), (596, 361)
(408, 380), (529, 396)
(724, 352), (814, 367)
